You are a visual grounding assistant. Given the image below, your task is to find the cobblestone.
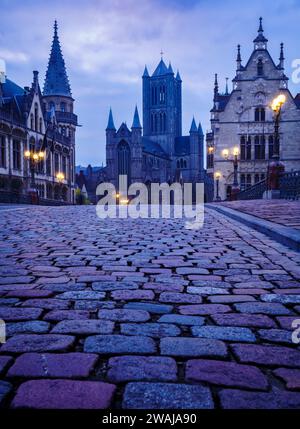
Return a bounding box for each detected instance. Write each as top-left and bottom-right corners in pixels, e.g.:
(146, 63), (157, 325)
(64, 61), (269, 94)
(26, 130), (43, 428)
(0, 205), (300, 409)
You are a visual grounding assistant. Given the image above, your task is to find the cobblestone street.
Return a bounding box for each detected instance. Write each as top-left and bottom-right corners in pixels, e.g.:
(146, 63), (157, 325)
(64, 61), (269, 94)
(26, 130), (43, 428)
(0, 205), (300, 409)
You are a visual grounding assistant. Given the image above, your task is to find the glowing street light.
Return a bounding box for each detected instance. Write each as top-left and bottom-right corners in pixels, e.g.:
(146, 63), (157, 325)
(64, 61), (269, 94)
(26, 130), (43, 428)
(214, 171), (221, 201)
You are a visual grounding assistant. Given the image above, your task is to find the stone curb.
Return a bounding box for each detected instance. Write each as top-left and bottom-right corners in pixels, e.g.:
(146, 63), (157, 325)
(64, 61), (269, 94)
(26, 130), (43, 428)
(207, 204), (300, 252)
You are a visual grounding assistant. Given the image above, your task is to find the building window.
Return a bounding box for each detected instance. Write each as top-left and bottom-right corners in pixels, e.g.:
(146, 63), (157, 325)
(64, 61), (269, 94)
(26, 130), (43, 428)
(246, 136), (251, 160)
(46, 152), (51, 176)
(177, 160), (180, 168)
(163, 112), (166, 132)
(0, 135), (6, 168)
(39, 118), (43, 133)
(159, 86), (166, 104)
(255, 173), (260, 183)
(261, 173), (265, 181)
(60, 102), (66, 112)
(268, 135), (274, 159)
(54, 153), (59, 175)
(13, 140), (21, 170)
(240, 174), (246, 191)
(184, 160), (187, 168)
(240, 136), (246, 160)
(254, 135), (265, 160)
(30, 114), (34, 130)
(34, 104), (38, 131)
(246, 174), (252, 189)
(254, 108), (265, 122)
(117, 140), (131, 185)
(257, 58), (264, 76)
(62, 156), (67, 178)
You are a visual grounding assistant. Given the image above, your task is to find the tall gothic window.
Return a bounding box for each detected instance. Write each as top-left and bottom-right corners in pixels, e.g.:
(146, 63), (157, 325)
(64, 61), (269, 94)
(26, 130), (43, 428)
(13, 140), (21, 170)
(257, 58), (264, 76)
(159, 86), (166, 104)
(163, 112), (166, 132)
(117, 140), (131, 184)
(246, 174), (252, 188)
(34, 104), (38, 132)
(0, 135), (6, 168)
(46, 152), (52, 176)
(54, 153), (59, 175)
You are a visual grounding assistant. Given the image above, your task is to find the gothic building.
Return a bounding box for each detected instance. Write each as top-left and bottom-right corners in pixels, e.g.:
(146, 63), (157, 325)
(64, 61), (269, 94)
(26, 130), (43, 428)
(207, 18), (300, 201)
(0, 21), (77, 203)
(105, 58), (210, 198)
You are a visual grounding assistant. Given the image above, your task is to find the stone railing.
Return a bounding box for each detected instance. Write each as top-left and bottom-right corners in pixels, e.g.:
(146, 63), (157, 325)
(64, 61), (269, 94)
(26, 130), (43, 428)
(236, 179), (267, 200)
(280, 170), (300, 200)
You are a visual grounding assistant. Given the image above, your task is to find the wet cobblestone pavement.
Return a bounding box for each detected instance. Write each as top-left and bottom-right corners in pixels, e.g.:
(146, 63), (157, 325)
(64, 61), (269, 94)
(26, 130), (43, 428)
(0, 205), (300, 409)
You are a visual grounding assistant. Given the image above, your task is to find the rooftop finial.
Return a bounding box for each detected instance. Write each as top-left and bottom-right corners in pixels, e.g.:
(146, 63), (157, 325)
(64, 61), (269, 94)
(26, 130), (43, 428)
(160, 49), (164, 60)
(54, 20), (58, 37)
(237, 44), (241, 62)
(225, 77), (229, 95)
(258, 17), (263, 33)
(279, 42), (285, 69)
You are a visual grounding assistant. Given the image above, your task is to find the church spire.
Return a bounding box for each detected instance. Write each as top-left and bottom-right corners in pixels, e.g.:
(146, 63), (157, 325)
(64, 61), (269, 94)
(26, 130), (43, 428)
(190, 117), (197, 133)
(132, 105), (142, 129)
(253, 17), (268, 49)
(106, 108), (116, 131)
(43, 20), (72, 97)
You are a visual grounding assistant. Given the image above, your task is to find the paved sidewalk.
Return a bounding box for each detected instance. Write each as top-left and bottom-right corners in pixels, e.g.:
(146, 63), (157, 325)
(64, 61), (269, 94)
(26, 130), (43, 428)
(0, 206), (300, 409)
(219, 200), (300, 230)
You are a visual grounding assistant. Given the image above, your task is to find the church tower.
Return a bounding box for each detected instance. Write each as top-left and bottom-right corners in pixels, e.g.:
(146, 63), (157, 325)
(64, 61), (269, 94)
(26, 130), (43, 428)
(43, 21), (77, 195)
(142, 57), (182, 156)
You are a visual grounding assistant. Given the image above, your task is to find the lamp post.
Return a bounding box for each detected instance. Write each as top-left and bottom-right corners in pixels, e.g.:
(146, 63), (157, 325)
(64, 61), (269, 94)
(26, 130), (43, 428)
(222, 147), (240, 201)
(214, 171), (221, 201)
(24, 149), (45, 204)
(265, 94), (286, 199)
(56, 172), (65, 202)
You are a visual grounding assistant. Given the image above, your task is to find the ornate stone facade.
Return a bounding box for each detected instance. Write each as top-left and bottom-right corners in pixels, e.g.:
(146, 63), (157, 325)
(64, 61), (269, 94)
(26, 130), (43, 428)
(207, 18), (300, 201)
(0, 21), (77, 203)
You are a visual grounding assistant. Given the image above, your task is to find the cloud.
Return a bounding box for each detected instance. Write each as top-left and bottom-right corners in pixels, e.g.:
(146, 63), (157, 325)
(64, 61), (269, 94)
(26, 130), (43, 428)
(1, 0), (300, 165)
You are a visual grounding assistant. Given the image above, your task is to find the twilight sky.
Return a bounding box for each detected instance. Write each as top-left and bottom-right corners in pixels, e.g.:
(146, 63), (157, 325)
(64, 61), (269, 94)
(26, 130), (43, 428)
(1, 0), (300, 166)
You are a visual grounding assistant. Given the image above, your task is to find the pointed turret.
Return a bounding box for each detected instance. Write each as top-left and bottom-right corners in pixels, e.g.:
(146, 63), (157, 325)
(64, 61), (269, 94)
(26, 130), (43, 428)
(253, 17), (268, 49)
(106, 108), (116, 131)
(132, 105), (142, 129)
(152, 59), (169, 77)
(32, 70), (39, 93)
(176, 70), (182, 82)
(143, 65), (149, 78)
(190, 117), (197, 133)
(43, 20), (72, 97)
(236, 44), (242, 70)
(278, 42), (285, 69)
(168, 62), (174, 74)
(198, 122), (204, 136)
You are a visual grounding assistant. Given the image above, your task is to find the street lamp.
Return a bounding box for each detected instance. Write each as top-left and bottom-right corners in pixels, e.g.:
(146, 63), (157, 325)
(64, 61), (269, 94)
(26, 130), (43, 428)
(214, 171), (221, 201)
(24, 149), (45, 195)
(265, 94), (286, 198)
(222, 146), (240, 201)
(56, 172), (65, 201)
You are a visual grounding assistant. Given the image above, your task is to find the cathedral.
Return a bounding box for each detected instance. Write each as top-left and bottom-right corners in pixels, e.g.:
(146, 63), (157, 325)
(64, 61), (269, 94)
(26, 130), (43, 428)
(0, 21), (77, 203)
(207, 18), (300, 201)
(105, 58), (212, 199)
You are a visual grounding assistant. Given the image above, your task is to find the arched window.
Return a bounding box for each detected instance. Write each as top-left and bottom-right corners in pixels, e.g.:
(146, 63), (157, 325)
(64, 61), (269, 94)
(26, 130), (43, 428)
(159, 113), (163, 133)
(180, 159), (184, 168)
(60, 102), (66, 112)
(268, 135), (274, 159)
(177, 160), (180, 168)
(39, 118), (43, 133)
(154, 114), (158, 133)
(151, 114), (154, 132)
(29, 137), (35, 152)
(257, 58), (264, 76)
(184, 160), (187, 168)
(117, 140), (131, 185)
(30, 114), (34, 130)
(163, 112), (166, 132)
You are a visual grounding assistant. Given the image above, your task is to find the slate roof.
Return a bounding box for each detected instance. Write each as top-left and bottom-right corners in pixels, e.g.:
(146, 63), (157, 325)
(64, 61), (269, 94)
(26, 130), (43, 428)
(174, 136), (190, 156)
(43, 21), (72, 97)
(142, 137), (169, 159)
